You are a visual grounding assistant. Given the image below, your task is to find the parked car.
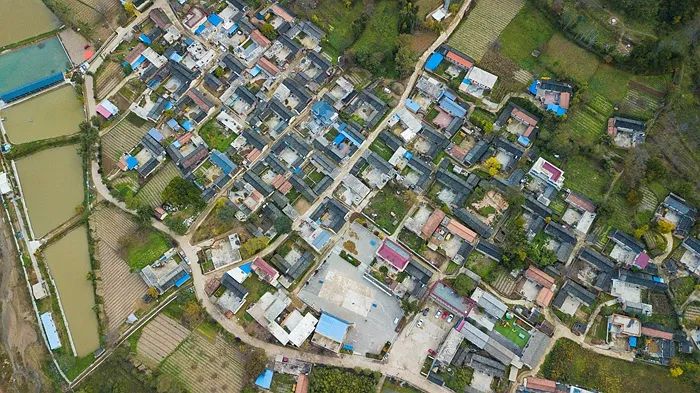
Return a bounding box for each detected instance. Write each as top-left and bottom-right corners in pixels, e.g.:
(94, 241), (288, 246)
(428, 348), (437, 356)
(441, 311), (449, 320)
(422, 308), (429, 316)
(417, 319), (424, 328)
(435, 309), (442, 318)
(447, 314), (454, 323)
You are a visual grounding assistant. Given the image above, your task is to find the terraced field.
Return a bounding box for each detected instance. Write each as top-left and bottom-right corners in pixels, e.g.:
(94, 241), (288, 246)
(136, 314), (191, 367)
(160, 331), (247, 393)
(101, 113), (153, 171)
(559, 92), (613, 146)
(91, 205), (148, 334)
(136, 161), (180, 207)
(619, 87), (663, 120)
(95, 60), (124, 100)
(448, 0), (524, 61)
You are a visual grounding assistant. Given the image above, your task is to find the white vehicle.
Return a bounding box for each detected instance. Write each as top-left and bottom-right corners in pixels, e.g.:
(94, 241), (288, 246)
(447, 314), (454, 323)
(435, 309), (442, 318)
(417, 319), (424, 328)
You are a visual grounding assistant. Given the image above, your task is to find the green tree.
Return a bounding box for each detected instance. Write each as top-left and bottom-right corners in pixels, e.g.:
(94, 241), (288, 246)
(273, 216), (292, 233)
(259, 23), (277, 40)
(395, 43), (417, 78)
(135, 205), (153, 227)
(240, 236), (270, 258)
(452, 274), (476, 296)
(162, 177), (205, 210)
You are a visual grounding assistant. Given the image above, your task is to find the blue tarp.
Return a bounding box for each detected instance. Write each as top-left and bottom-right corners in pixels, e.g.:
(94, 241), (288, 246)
(342, 344), (354, 351)
(629, 336), (637, 348)
(40, 312), (61, 350)
(184, 37), (194, 46)
(546, 103), (567, 116)
(181, 120), (194, 131)
(312, 100), (336, 125)
(194, 23), (207, 35)
(517, 135), (531, 146)
(208, 13), (224, 26)
(164, 101), (174, 110)
(315, 312), (350, 342)
(227, 23), (239, 35)
(239, 262), (253, 274)
(249, 65), (261, 77)
(255, 369), (273, 389)
(333, 133), (346, 145)
(403, 151), (413, 160)
(175, 273), (190, 287)
(405, 98), (421, 113)
(339, 129), (362, 147)
(139, 33), (152, 45)
(0, 72), (64, 103)
(528, 80), (539, 95)
(125, 155), (138, 170)
(131, 54), (147, 68)
(425, 52), (444, 72)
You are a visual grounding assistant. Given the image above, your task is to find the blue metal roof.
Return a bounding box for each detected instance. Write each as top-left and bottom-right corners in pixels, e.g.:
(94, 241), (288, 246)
(438, 96), (467, 118)
(210, 150), (237, 175)
(405, 98), (421, 113)
(131, 55), (147, 68)
(425, 52), (444, 72)
(208, 13), (224, 26)
(517, 135), (530, 146)
(629, 336), (637, 348)
(255, 369), (273, 389)
(249, 65), (261, 77)
(312, 100), (336, 124)
(40, 312), (61, 350)
(227, 23), (239, 35)
(169, 52), (183, 62)
(315, 312), (350, 342)
(333, 133), (346, 145)
(184, 37), (194, 46)
(311, 230), (331, 250)
(167, 119), (181, 130)
(148, 128), (164, 142)
(194, 23), (207, 35)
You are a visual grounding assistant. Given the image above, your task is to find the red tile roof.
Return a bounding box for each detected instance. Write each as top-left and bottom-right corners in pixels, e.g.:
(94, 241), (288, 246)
(125, 43), (146, 64)
(641, 327), (674, 340)
(295, 374), (308, 393)
(376, 239), (411, 271)
(446, 51), (473, 69)
(250, 29), (271, 47)
(525, 377), (556, 392)
(257, 56), (280, 76)
(246, 148), (262, 163)
(271, 4), (295, 22)
(559, 92), (571, 109)
(252, 257), (279, 283)
(565, 192), (596, 213)
(445, 219), (478, 243)
(511, 109), (538, 126)
(536, 287), (554, 307)
(542, 161), (562, 181)
(524, 266), (555, 289)
(421, 209), (445, 239)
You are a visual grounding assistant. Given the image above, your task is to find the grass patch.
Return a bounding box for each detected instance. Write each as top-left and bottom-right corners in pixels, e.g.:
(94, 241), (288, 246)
(236, 275), (275, 322)
(541, 338), (695, 393)
(292, 0), (365, 58)
(198, 118), (236, 151)
(349, 1), (400, 77)
(369, 138), (394, 161)
(498, 4), (555, 69)
(494, 319), (530, 349)
(670, 276), (697, 307)
(562, 155), (611, 203)
(540, 33), (600, 84)
(589, 64), (632, 103)
(366, 184), (414, 234)
(121, 229), (172, 271)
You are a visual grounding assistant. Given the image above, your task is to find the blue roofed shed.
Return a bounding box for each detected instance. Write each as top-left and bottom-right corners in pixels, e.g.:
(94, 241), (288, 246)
(40, 312), (61, 350)
(148, 128), (165, 142)
(629, 336), (637, 348)
(312, 100), (336, 125)
(169, 52), (183, 62)
(438, 96), (467, 118)
(405, 98), (421, 113)
(255, 369), (274, 389)
(181, 120), (194, 131)
(139, 33), (152, 45)
(546, 104), (567, 116)
(194, 24), (207, 35)
(167, 118), (181, 131)
(125, 155), (138, 170)
(210, 150), (237, 175)
(425, 52), (444, 72)
(208, 13), (223, 26)
(517, 135), (530, 146)
(528, 80), (539, 95)
(315, 312), (350, 343)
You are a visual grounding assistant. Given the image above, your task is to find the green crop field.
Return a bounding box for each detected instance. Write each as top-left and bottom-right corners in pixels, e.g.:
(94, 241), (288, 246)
(562, 155), (611, 203)
(135, 161), (180, 207)
(497, 4), (555, 70)
(448, 0), (524, 61)
(539, 33), (600, 84)
(101, 113), (154, 171)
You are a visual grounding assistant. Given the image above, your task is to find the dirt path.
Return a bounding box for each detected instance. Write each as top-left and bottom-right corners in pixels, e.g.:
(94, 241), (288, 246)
(0, 205), (47, 393)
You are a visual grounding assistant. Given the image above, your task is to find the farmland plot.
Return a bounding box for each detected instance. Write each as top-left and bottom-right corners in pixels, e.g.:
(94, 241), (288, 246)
(101, 113), (153, 170)
(448, 0), (524, 61)
(160, 332), (247, 393)
(95, 60), (124, 100)
(135, 161), (180, 207)
(91, 206), (148, 335)
(136, 314), (191, 367)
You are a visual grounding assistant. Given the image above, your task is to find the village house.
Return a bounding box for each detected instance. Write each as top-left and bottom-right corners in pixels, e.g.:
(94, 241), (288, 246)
(608, 230), (650, 270)
(608, 116), (646, 148)
(529, 79), (572, 116)
(678, 237), (700, 276)
(655, 193), (697, 238)
(495, 103), (539, 146)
